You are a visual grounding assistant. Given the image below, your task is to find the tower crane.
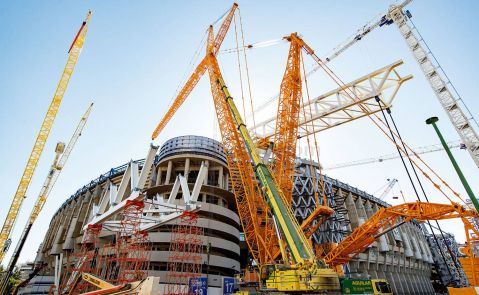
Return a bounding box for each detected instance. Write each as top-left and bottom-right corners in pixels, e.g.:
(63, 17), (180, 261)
(250, 0), (479, 169)
(320, 0), (479, 168)
(375, 178), (398, 200)
(0, 103), (93, 294)
(0, 11), (92, 263)
(324, 140), (463, 170)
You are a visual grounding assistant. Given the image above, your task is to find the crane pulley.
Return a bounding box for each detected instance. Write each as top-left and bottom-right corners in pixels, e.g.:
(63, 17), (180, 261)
(0, 11), (92, 264)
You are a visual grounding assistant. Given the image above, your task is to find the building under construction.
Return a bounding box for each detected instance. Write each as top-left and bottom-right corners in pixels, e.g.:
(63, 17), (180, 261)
(17, 135), (463, 294)
(4, 1), (479, 294)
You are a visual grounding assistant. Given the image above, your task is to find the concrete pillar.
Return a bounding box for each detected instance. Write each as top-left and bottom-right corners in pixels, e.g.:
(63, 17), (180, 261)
(406, 224), (422, 260)
(225, 173), (229, 191)
(218, 166), (224, 189)
(165, 161), (173, 184)
(184, 158), (190, 182)
(156, 168), (162, 186)
(203, 160), (209, 185)
(345, 194), (359, 229)
(62, 217), (78, 250)
(366, 201), (388, 252)
(354, 198), (367, 225)
(399, 225), (414, 257)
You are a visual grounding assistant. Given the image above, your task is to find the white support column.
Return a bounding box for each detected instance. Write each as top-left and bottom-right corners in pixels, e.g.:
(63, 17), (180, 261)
(203, 160), (209, 185)
(184, 158), (190, 182)
(218, 166), (224, 188)
(156, 168), (163, 186)
(165, 161), (173, 184)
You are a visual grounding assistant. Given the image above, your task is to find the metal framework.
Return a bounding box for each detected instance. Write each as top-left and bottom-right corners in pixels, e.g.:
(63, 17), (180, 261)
(251, 60), (412, 138)
(0, 11), (91, 262)
(324, 202), (479, 267)
(111, 201), (150, 285)
(60, 224), (102, 294)
(164, 212), (204, 295)
(270, 34), (303, 203)
(310, 0), (479, 167)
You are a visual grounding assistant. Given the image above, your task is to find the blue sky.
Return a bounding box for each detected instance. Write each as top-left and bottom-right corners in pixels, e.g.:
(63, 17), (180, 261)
(0, 0), (478, 265)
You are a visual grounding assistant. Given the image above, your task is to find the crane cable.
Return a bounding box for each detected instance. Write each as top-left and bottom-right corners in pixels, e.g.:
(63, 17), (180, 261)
(375, 98), (461, 286)
(384, 103), (465, 281)
(300, 53), (327, 207)
(237, 8), (257, 136)
(306, 51), (466, 206)
(233, 14), (247, 120)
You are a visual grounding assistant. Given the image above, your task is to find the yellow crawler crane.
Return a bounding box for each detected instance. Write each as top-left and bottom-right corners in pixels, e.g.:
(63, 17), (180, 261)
(0, 11), (91, 263)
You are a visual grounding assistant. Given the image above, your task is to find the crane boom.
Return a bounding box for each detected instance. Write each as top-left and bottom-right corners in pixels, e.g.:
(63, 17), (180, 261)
(379, 178), (398, 200)
(0, 11), (91, 263)
(388, 6), (479, 167)
(324, 201), (479, 267)
(151, 3), (238, 140)
(0, 104), (93, 294)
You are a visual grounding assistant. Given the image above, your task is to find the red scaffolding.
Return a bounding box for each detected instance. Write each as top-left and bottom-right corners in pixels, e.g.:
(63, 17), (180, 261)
(165, 211), (204, 295)
(60, 224), (102, 294)
(98, 200), (151, 285)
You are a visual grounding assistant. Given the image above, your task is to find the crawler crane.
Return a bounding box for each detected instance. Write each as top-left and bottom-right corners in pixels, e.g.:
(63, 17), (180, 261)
(151, 4), (341, 291)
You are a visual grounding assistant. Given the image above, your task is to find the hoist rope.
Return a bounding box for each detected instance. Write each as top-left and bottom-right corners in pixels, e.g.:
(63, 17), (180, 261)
(238, 8), (257, 136)
(233, 13), (247, 120)
(301, 54), (327, 206)
(307, 52), (466, 206)
(375, 98), (461, 286)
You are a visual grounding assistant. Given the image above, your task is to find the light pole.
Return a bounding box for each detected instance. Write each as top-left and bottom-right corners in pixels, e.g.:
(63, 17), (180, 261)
(426, 116), (479, 212)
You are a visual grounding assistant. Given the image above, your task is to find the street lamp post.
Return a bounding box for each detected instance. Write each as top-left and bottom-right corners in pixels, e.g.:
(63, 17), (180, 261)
(426, 116), (479, 212)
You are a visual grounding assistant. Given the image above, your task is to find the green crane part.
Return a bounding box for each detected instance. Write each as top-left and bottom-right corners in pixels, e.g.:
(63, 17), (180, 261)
(426, 117), (479, 212)
(218, 77), (314, 265)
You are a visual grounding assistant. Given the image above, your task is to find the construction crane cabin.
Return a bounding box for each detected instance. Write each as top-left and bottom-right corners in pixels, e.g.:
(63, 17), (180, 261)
(0, 11), (91, 264)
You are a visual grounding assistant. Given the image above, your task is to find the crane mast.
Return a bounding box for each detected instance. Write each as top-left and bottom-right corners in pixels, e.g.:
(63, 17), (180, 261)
(0, 11), (92, 263)
(0, 103), (93, 294)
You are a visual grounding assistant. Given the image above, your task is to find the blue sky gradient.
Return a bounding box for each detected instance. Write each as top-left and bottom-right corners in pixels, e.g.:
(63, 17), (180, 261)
(0, 0), (478, 265)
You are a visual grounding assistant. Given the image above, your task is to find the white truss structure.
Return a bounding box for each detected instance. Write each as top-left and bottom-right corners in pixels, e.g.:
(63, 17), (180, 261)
(250, 60), (412, 138)
(85, 145), (207, 232)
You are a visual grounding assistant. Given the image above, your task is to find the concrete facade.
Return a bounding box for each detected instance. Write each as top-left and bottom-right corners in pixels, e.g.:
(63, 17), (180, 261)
(31, 136), (450, 294)
(37, 136), (240, 290)
(294, 161), (435, 295)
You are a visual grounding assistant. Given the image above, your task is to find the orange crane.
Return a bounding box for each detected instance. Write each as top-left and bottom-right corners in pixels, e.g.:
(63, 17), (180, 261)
(323, 202), (479, 267)
(151, 3), (279, 266)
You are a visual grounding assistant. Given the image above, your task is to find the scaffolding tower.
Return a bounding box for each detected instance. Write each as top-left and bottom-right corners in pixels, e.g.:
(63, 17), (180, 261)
(165, 211), (204, 295)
